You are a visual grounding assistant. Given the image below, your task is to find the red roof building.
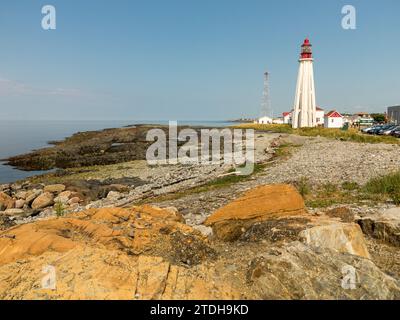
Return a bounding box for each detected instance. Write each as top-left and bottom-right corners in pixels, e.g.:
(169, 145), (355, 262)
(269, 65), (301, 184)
(326, 110), (343, 118)
(324, 110), (344, 128)
(282, 111), (292, 124)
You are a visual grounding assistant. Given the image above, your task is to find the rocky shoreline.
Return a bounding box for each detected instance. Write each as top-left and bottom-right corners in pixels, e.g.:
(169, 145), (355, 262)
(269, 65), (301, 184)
(3, 125), (152, 171)
(1, 184), (400, 299)
(1, 126), (400, 299)
(0, 125), (278, 228)
(1, 128), (400, 231)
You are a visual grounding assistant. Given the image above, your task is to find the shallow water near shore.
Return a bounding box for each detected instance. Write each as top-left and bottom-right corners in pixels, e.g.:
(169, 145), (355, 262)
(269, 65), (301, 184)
(0, 120), (234, 184)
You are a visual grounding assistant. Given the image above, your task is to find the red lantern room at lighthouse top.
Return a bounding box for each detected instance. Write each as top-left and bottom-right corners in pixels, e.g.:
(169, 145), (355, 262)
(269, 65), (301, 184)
(300, 38), (313, 59)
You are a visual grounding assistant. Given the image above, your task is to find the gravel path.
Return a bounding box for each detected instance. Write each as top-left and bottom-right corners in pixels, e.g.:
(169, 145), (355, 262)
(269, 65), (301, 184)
(258, 136), (400, 185)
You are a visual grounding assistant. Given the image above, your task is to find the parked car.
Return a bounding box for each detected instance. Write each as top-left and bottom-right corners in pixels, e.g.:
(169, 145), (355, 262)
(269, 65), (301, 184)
(367, 126), (384, 134)
(362, 124), (383, 133)
(391, 127), (400, 138)
(361, 126), (375, 133)
(387, 125), (400, 135)
(377, 125), (398, 135)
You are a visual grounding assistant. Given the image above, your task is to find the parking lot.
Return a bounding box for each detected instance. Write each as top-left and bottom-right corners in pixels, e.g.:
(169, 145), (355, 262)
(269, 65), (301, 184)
(362, 124), (400, 137)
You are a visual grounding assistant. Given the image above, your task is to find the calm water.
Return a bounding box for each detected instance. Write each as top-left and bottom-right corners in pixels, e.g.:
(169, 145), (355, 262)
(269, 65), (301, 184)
(0, 120), (234, 184)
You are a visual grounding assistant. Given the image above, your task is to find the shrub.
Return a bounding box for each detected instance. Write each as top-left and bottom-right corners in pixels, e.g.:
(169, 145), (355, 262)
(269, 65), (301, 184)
(295, 177), (311, 198)
(363, 172), (400, 205)
(322, 182), (338, 195)
(364, 172), (400, 194)
(391, 191), (400, 205)
(341, 181), (359, 191)
(54, 201), (65, 218)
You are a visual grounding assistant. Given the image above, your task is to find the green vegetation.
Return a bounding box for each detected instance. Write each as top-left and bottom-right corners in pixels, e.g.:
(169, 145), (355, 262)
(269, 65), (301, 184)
(341, 181), (359, 191)
(295, 177), (311, 197)
(321, 182), (338, 195)
(235, 124), (399, 145)
(371, 113), (386, 123)
(54, 201), (65, 218)
(305, 185), (362, 209)
(363, 172), (400, 205)
(302, 172), (400, 208)
(274, 143), (300, 159)
(239, 123), (294, 134)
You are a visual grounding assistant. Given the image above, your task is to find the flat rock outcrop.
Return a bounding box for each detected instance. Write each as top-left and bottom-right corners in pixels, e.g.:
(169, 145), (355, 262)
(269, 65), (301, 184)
(0, 248), (239, 300)
(0, 205), (211, 266)
(3, 126), (152, 171)
(205, 184), (307, 241)
(0, 205), (235, 300)
(248, 242), (399, 300)
(0, 186), (399, 300)
(300, 223), (371, 259)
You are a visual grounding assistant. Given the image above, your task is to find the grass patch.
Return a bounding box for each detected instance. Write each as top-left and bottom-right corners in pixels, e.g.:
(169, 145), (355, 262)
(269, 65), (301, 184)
(273, 143), (299, 159)
(235, 124), (400, 145)
(363, 172), (400, 205)
(294, 177), (311, 198)
(306, 198), (341, 208)
(305, 187), (362, 209)
(341, 181), (359, 191)
(303, 181), (357, 208)
(54, 201), (65, 218)
(303, 172), (400, 208)
(321, 182), (338, 195)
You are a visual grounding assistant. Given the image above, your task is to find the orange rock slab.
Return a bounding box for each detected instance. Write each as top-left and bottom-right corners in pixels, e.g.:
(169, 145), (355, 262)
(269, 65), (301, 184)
(205, 184), (307, 241)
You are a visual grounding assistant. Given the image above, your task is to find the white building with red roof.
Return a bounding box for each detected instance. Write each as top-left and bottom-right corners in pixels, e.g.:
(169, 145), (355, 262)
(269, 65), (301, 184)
(324, 110), (344, 128)
(283, 111), (292, 124)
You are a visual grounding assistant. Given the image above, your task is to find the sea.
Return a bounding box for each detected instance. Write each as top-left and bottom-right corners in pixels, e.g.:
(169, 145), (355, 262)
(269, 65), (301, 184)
(0, 120), (235, 184)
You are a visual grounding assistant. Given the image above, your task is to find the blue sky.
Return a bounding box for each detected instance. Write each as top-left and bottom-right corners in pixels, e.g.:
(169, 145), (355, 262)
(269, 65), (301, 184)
(0, 0), (399, 120)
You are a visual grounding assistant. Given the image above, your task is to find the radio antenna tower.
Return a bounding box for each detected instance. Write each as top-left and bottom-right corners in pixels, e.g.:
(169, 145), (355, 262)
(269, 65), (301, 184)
(261, 71), (272, 118)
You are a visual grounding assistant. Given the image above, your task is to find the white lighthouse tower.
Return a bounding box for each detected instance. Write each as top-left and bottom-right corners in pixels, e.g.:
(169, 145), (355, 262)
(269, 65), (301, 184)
(292, 38), (317, 128)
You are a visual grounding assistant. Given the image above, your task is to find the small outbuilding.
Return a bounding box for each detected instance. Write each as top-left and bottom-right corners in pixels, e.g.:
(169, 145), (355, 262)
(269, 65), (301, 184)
(324, 110), (344, 128)
(283, 112), (292, 124)
(256, 116), (273, 124)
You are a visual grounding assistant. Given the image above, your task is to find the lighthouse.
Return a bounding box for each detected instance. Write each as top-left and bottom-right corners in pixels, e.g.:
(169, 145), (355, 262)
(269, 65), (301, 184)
(292, 38), (317, 128)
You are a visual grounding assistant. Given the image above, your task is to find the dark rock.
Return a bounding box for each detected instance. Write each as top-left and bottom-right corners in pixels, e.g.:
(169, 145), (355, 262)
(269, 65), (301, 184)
(3, 126), (163, 171)
(357, 208), (400, 247)
(239, 218), (308, 243)
(0, 216), (16, 230)
(325, 207), (355, 223)
(169, 231), (216, 266)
